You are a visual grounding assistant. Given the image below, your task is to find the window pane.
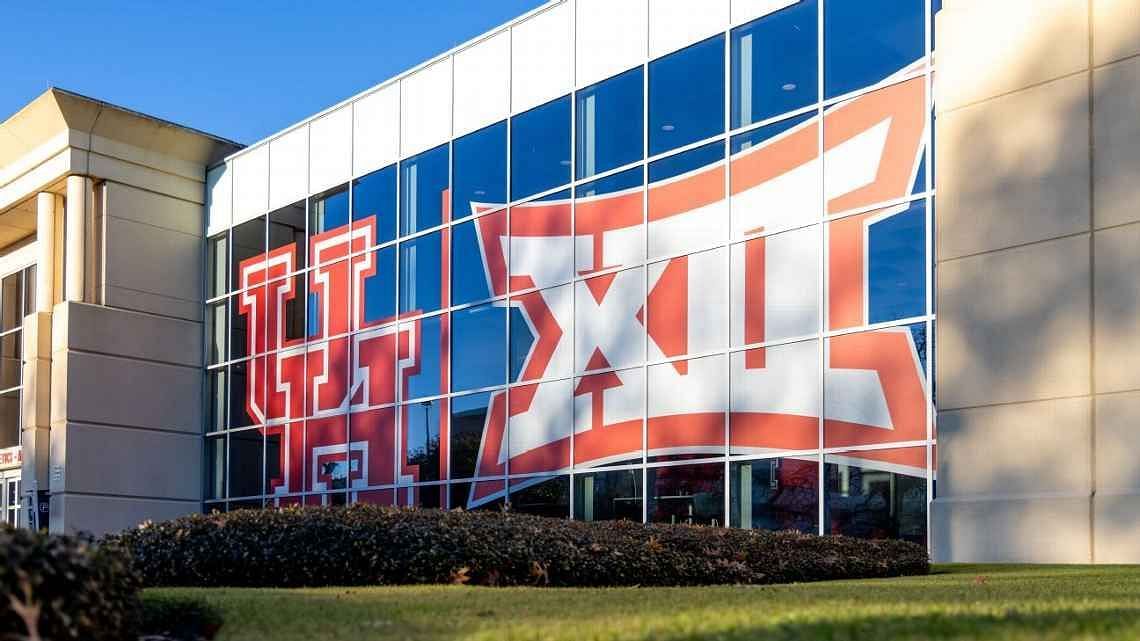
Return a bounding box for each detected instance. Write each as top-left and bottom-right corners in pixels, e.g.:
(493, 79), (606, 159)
(228, 428), (263, 498)
(511, 96), (571, 200)
(509, 475), (570, 518)
(825, 448), (927, 545)
(575, 167), (645, 271)
(404, 399), (442, 484)
(207, 369), (226, 433)
(509, 190), (573, 293)
(450, 391), (499, 481)
(647, 462), (724, 526)
(0, 389), (16, 449)
(207, 300), (227, 365)
(451, 304), (506, 392)
(272, 274), (306, 346)
(576, 67), (644, 179)
(647, 247), (727, 360)
(230, 215), (265, 292)
(1, 272), (21, 332)
(22, 265), (34, 316)
(827, 200), (926, 329)
(730, 111), (819, 237)
(573, 469), (642, 521)
(649, 35), (725, 156)
(398, 231), (443, 315)
(451, 210), (505, 306)
(401, 315), (441, 400)
(510, 284), (572, 383)
(206, 436), (226, 500)
(229, 287), (253, 360)
(350, 407), (398, 488)
(400, 144), (449, 235)
(647, 354), (726, 463)
(730, 340), (820, 454)
(309, 187), (349, 241)
(730, 457), (818, 533)
(353, 165), (397, 246)
(574, 267), (645, 372)
(511, 378), (572, 475)
(357, 246), (396, 328)
(730, 226), (820, 345)
(208, 234), (228, 299)
(574, 367), (641, 469)
(268, 201), (306, 271)
(824, 0), (925, 99)
(228, 359), (259, 429)
(450, 480), (505, 510)
(647, 141), (727, 259)
(453, 122), (507, 218)
(731, 0), (818, 128)
(305, 416), (349, 495)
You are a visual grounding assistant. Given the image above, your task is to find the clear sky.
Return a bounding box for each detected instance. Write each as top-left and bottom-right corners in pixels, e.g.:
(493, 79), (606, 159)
(1, 1), (547, 145)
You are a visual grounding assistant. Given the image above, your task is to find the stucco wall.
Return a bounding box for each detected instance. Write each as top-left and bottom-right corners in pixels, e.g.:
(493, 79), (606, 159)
(933, 0), (1140, 563)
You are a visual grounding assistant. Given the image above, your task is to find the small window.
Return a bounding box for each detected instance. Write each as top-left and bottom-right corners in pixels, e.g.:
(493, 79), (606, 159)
(511, 96), (571, 200)
(824, 0), (925, 99)
(398, 231), (443, 315)
(353, 165), (397, 246)
(731, 0), (818, 128)
(649, 35), (725, 156)
(576, 67), (644, 179)
(400, 144), (449, 235)
(453, 122), (507, 219)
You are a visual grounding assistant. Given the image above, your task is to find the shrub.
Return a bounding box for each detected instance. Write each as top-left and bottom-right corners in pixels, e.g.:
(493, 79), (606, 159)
(0, 526), (141, 641)
(113, 505), (928, 588)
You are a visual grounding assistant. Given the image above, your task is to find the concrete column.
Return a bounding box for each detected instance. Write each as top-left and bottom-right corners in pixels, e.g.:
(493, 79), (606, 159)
(35, 193), (56, 312)
(64, 176), (90, 303)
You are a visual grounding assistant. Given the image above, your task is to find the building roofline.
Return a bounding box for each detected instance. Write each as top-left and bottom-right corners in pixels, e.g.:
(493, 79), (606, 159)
(217, 0), (564, 168)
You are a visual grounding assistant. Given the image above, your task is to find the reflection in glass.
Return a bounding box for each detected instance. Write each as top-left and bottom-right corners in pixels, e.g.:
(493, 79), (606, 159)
(208, 234), (228, 298)
(731, 0), (818, 128)
(511, 96), (571, 200)
(206, 436), (226, 500)
(269, 201), (306, 270)
(358, 246), (396, 327)
(207, 302), (227, 365)
(576, 67), (643, 179)
(825, 452), (927, 545)
(230, 215), (265, 292)
(451, 211), (503, 305)
(649, 35), (725, 156)
(729, 458), (817, 533)
(574, 469), (642, 521)
(228, 428), (263, 498)
(309, 187), (349, 239)
(647, 463), (724, 526)
(0, 389), (16, 449)
(207, 369), (226, 433)
(405, 399), (442, 484)
(402, 315), (441, 400)
(399, 232), (443, 314)
(401, 144), (450, 235)
(509, 476), (570, 518)
(451, 304), (506, 392)
(825, 0), (925, 99)
(353, 165), (397, 245)
(450, 392), (496, 480)
(453, 122), (507, 218)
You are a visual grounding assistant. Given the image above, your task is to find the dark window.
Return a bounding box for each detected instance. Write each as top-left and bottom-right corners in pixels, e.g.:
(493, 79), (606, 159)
(511, 96), (572, 200)
(449, 391), (497, 480)
(825, 452), (927, 545)
(400, 144), (449, 235)
(309, 187), (350, 240)
(207, 369), (227, 433)
(731, 0), (818, 128)
(228, 360), (257, 429)
(451, 211), (504, 306)
(228, 428), (263, 498)
(649, 35), (725, 156)
(230, 216), (265, 292)
(576, 67), (644, 179)
(353, 165), (397, 246)
(276, 274), (306, 345)
(268, 201), (306, 271)
(405, 399), (442, 483)
(573, 469), (643, 521)
(229, 288), (253, 360)
(451, 303), (506, 392)
(21, 265), (34, 316)
(207, 300), (227, 365)
(453, 122), (507, 218)
(509, 476), (570, 519)
(205, 436), (226, 500)
(729, 458), (818, 533)
(0, 334), (17, 391)
(398, 231), (443, 314)
(0, 389), (15, 449)
(358, 246), (396, 327)
(647, 463), (724, 525)
(402, 315), (441, 400)
(824, 0), (925, 99)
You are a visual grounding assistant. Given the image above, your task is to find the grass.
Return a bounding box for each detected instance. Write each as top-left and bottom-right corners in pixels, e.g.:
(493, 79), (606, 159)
(144, 564), (1140, 641)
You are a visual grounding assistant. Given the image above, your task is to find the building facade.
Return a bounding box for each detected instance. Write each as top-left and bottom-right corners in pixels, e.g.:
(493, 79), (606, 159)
(0, 0), (1137, 563)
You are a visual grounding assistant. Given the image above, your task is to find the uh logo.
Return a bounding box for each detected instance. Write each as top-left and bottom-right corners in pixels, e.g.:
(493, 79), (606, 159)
(237, 61), (934, 509)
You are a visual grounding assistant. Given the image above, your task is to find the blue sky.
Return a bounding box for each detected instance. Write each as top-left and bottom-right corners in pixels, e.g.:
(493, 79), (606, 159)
(1, 1), (546, 145)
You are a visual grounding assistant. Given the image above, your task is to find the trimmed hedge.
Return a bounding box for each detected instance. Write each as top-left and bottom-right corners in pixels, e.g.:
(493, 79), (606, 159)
(0, 526), (141, 641)
(113, 505), (928, 588)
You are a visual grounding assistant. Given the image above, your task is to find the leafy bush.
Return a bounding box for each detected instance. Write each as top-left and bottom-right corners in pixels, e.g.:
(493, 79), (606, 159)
(113, 505), (927, 588)
(0, 526), (141, 641)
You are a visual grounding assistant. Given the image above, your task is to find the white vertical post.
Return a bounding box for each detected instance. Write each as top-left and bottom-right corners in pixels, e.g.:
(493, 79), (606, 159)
(64, 176), (90, 303)
(35, 193), (56, 312)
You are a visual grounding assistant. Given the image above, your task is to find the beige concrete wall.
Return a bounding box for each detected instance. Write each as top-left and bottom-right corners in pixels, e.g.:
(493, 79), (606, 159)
(934, 0), (1140, 563)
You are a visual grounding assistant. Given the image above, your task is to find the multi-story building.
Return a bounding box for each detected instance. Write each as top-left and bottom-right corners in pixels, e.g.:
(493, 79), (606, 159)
(0, 0), (1136, 564)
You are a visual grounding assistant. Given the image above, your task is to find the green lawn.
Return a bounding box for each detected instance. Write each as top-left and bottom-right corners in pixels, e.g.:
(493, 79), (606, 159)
(144, 565), (1140, 641)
